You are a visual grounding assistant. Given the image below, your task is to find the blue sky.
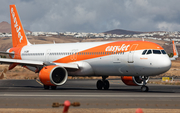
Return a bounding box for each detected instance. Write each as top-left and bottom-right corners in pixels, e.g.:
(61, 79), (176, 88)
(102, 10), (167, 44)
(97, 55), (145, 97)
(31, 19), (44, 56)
(1, 0), (180, 32)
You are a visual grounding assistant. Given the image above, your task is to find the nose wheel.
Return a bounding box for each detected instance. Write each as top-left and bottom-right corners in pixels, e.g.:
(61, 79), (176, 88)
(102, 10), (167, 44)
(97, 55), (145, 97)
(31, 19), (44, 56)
(141, 85), (149, 92)
(141, 76), (149, 92)
(96, 76), (110, 90)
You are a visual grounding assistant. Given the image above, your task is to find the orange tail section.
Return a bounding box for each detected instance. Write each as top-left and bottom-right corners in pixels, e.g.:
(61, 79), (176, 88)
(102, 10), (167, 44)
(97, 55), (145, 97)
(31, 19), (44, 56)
(10, 5), (31, 47)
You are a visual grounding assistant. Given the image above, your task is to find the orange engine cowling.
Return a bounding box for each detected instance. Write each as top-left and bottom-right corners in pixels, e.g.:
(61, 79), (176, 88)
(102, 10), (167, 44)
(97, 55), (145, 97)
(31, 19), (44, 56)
(121, 76), (149, 86)
(39, 65), (68, 86)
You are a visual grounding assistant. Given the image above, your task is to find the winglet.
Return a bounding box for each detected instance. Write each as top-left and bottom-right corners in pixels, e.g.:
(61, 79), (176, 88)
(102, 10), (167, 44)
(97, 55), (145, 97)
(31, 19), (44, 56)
(170, 40), (178, 60)
(10, 5), (31, 47)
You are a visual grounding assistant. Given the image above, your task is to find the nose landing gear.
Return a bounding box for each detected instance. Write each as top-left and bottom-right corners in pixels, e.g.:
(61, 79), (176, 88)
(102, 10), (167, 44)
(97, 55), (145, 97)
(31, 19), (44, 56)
(96, 76), (110, 90)
(141, 76), (149, 92)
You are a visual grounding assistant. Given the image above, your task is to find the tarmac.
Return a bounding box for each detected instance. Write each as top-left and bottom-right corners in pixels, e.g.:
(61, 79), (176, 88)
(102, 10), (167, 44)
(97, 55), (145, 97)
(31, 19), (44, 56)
(0, 79), (180, 109)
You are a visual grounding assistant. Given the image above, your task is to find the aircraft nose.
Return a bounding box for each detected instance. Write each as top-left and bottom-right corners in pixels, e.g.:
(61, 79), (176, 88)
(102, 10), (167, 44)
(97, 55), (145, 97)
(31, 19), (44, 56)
(158, 56), (171, 73)
(163, 58), (171, 69)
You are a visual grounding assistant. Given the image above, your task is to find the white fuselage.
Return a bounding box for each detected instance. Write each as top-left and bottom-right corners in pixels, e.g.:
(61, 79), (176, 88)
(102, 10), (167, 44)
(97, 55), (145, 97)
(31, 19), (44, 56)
(19, 41), (171, 77)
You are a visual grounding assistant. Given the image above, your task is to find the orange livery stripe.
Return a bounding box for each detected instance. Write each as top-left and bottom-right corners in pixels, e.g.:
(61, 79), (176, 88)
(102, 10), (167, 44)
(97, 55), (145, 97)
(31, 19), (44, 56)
(54, 41), (163, 63)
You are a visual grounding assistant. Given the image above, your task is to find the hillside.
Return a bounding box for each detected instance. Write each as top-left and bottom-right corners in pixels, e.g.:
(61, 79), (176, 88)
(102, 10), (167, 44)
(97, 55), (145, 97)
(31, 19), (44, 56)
(104, 29), (143, 35)
(0, 35), (177, 54)
(0, 21), (31, 33)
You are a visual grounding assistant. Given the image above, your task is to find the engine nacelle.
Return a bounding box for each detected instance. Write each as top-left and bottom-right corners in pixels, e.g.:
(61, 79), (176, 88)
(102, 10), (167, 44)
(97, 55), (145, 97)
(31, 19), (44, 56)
(39, 65), (68, 86)
(121, 76), (149, 86)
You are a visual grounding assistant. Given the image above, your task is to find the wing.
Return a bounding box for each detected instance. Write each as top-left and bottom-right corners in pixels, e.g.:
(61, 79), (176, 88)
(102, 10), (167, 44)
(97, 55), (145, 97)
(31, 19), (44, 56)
(0, 58), (79, 69)
(0, 58), (43, 66)
(0, 51), (14, 55)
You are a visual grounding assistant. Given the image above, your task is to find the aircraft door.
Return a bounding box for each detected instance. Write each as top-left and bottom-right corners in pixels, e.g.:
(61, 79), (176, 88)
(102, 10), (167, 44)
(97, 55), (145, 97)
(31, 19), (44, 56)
(70, 49), (78, 61)
(128, 44), (138, 63)
(45, 49), (51, 62)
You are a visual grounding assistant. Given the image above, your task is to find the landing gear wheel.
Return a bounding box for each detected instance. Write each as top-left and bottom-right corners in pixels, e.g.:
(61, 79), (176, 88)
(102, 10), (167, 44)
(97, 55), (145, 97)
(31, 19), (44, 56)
(141, 85), (149, 92)
(96, 80), (103, 90)
(44, 85), (50, 90)
(96, 77), (110, 90)
(51, 86), (57, 90)
(104, 80), (110, 90)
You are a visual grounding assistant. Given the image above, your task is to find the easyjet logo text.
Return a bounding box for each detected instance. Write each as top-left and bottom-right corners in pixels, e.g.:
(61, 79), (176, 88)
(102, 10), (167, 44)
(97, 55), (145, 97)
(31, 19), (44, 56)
(105, 44), (130, 52)
(11, 7), (23, 43)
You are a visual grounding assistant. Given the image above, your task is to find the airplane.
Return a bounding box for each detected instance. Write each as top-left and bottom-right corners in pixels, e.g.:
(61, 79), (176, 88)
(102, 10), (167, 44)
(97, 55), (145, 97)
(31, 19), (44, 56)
(0, 4), (176, 92)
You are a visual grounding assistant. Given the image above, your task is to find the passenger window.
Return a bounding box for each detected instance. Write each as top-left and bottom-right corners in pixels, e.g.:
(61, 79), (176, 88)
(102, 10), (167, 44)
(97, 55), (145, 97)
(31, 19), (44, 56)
(147, 50), (152, 54)
(142, 50), (147, 55)
(161, 50), (166, 54)
(153, 50), (161, 54)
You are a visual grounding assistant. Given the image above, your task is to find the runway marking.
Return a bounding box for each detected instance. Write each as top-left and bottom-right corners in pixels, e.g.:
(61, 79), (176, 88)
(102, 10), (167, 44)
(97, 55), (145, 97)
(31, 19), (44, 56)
(36, 80), (43, 86)
(1, 94), (180, 98)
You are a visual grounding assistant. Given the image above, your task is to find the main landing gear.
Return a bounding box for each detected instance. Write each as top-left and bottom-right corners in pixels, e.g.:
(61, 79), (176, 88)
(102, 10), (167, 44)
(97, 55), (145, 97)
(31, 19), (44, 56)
(141, 76), (149, 92)
(44, 85), (57, 90)
(96, 76), (110, 90)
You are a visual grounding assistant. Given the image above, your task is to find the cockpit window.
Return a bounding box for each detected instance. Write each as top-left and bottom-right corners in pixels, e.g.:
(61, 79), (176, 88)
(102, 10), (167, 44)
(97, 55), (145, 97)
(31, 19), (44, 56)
(142, 49), (166, 55)
(142, 50), (147, 55)
(153, 50), (161, 54)
(161, 50), (166, 54)
(147, 50), (152, 54)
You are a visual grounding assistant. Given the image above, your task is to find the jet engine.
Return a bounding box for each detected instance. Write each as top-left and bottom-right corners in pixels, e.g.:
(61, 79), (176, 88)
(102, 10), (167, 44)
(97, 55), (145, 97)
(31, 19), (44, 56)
(39, 65), (68, 86)
(121, 76), (149, 86)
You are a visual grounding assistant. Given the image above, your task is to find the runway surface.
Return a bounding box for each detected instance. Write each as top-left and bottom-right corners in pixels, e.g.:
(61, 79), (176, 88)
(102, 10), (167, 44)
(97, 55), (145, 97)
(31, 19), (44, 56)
(0, 79), (180, 109)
